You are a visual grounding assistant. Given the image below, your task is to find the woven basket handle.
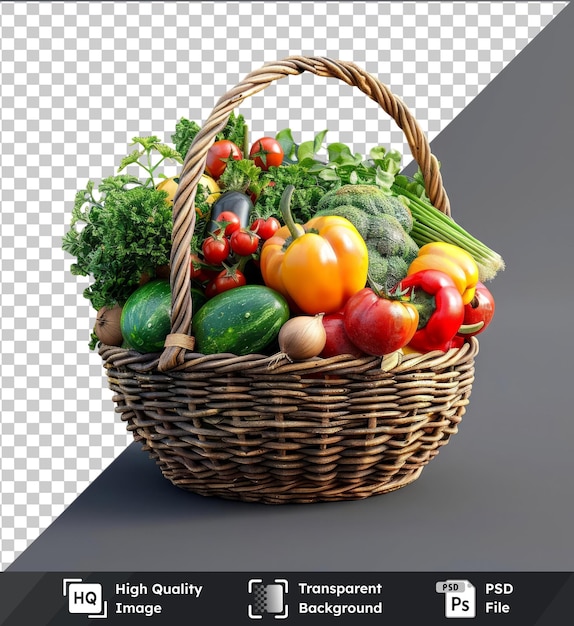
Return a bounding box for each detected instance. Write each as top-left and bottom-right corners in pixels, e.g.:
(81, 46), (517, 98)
(158, 55), (450, 371)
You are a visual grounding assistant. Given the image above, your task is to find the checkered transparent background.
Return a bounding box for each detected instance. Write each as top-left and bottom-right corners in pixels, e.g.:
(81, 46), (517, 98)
(0, 1), (566, 570)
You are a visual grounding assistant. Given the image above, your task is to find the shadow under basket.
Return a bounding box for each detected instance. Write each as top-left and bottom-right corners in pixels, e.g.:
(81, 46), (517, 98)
(98, 56), (481, 504)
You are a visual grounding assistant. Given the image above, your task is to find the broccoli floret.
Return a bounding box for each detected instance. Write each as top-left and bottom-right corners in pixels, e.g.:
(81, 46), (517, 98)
(314, 205), (418, 262)
(317, 184), (388, 214)
(313, 203), (371, 239)
(366, 248), (388, 288)
(367, 214), (411, 257)
(385, 256), (409, 290)
(403, 235), (420, 266)
(367, 248), (409, 291)
(316, 184), (413, 232)
(376, 195), (413, 232)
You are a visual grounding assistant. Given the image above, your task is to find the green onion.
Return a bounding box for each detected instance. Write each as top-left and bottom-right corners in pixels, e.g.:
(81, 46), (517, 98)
(392, 184), (505, 282)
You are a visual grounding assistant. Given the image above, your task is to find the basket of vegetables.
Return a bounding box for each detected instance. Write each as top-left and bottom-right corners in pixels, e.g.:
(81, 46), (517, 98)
(64, 56), (504, 503)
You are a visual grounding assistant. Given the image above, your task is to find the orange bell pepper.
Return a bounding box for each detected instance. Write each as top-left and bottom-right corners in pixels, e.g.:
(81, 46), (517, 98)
(407, 241), (479, 305)
(260, 185), (369, 315)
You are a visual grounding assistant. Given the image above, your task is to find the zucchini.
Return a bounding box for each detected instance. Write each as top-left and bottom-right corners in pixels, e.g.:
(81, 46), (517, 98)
(192, 285), (289, 356)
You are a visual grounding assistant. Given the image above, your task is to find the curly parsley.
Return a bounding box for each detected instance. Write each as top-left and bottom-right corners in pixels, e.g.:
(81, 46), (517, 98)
(62, 177), (173, 312)
(256, 164), (331, 224)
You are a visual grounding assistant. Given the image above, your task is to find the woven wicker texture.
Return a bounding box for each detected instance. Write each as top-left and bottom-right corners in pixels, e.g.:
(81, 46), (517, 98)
(100, 55), (479, 503)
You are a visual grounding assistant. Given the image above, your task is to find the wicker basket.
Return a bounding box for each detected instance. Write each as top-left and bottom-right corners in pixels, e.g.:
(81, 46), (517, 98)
(99, 56), (479, 504)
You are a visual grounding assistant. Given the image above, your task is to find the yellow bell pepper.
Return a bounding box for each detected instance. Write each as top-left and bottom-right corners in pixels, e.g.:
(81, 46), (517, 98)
(260, 186), (369, 315)
(407, 241), (479, 305)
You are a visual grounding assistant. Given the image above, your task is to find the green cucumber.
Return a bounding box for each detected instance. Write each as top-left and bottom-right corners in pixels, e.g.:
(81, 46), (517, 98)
(192, 285), (289, 356)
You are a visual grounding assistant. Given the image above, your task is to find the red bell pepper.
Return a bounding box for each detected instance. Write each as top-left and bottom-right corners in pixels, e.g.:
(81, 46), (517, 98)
(397, 269), (465, 352)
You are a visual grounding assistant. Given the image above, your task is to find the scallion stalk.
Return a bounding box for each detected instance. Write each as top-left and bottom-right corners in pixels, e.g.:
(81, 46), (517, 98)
(392, 184), (505, 281)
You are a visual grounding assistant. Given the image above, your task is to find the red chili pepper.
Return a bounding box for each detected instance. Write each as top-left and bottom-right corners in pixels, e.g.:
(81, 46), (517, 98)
(397, 269), (465, 353)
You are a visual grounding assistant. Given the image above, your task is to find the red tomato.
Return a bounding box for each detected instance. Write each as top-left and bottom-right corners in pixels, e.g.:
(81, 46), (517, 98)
(343, 288), (419, 356)
(320, 312), (365, 358)
(215, 211), (241, 236)
(249, 137), (284, 171)
(205, 140), (243, 179)
(250, 216), (281, 240)
(458, 281), (495, 337)
(201, 234), (231, 266)
(229, 228), (260, 257)
(205, 266), (247, 297)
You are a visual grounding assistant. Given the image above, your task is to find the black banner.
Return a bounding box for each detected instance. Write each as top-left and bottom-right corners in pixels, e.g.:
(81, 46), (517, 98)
(0, 572), (572, 625)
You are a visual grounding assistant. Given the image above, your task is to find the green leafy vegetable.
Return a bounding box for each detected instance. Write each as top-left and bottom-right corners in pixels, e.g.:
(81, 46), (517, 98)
(220, 111), (248, 151)
(251, 128), (404, 221)
(296, 128), (328, 165)
(275, 128), (298, 163)
(308, 140), (401, 192)
(171, 118), (202, 159)
(218, 158), (262, 195)
(255, 164), (330, 223)
(62, 177), (173, 313)
(270, 128), (402, 193)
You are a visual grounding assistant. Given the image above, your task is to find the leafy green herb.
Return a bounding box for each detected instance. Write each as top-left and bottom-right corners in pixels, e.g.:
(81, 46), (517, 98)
(97, 174), (143, 194)
(218, 158), (262, 195)
(171, 118), (202, 160)
(172, 112), (248, 162)
(275, 128), (298, 164)
(265, 128), (404, 199)
(62, 177), (173, 313)
(255, 164), (330, 223)
(220, 111), (248, 152)
(296, 128), (328, 165)
(303, 135), (402, 193)
(118, 136), (183, 187)
(253, 128), (404, 221)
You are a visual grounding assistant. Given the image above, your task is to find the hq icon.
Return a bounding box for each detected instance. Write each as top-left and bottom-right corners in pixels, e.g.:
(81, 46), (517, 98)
(62, 578), (108, 619)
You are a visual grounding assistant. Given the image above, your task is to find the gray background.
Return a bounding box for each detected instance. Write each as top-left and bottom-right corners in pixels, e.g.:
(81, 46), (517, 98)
(2, 1), (572, 572)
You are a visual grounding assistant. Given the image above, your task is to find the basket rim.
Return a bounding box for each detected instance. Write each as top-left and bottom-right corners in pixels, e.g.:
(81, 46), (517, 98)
(100, 336), (479, 376)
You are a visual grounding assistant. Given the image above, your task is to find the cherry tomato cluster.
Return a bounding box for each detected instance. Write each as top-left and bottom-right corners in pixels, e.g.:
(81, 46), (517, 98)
(205, 136), (284, 181)
(192, 211), (281, 298)
(188, 133), (285, 300)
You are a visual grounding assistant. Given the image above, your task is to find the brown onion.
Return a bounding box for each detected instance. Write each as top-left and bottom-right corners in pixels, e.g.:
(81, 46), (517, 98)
(94, 304), (123, 346)
(278, 314), (326, 361)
